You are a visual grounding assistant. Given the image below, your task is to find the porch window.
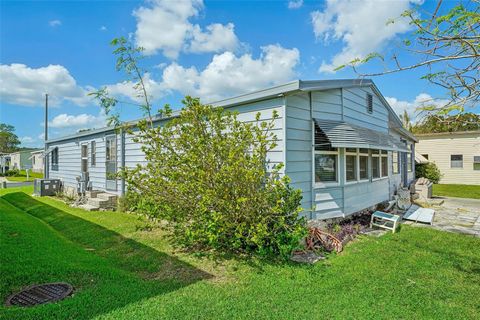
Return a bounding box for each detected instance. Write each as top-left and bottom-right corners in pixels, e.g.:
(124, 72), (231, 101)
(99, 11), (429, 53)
(359, 148), (369, 180)
(474, 156), (480, 170)
(392, 152), (399, 174)
(381, 150), (388, 177)
(345, 148), (357, 182)
(371, 150), (380, 179)
(91, 141), (96, 166)
(315, 146), (338, 183)
(407, 144), (413, 172)
(81, 144), (88, 173)
(451, 154), (463, 168)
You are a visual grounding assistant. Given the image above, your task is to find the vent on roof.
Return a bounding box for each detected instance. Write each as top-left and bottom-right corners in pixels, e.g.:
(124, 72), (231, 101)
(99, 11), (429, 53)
(366, 93), (373, 114)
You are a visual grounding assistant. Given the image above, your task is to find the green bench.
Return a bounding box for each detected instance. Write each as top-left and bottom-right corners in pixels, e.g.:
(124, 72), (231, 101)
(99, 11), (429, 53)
(370, 211), (400, 233)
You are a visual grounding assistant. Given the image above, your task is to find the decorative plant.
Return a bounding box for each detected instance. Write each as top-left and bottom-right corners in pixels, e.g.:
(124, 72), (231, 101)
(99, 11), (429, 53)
(415, 162), (442, 184)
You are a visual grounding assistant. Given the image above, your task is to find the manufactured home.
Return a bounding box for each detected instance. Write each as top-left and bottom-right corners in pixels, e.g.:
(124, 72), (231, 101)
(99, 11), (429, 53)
(8, 149), (37, 170)
(45, 79), (417, 219)
(29, 149), (45, 173)
(416, 131), (480, 185)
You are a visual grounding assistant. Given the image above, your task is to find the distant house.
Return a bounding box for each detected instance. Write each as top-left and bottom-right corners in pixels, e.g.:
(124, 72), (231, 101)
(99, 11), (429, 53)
(8, 149), (36, 171)
(30, 149), (44, 173)
(44, 79), (416, 220)
(416, 130), (480, 185)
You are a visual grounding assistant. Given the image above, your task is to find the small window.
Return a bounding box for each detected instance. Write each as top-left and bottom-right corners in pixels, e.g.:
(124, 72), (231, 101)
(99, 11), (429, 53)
(407, 144), (413, 172)
(392, 152), (399, 174)
(81, 144), (88, 173)
(421, 154), (429, 160)
(474, 156), (480, 171)
(381, 152), (388, 177)
(359, 149), (369, 180)
(366, 93), (373, 113)
(451, 154), (463, 168)
(372, 150), (380, 178)
(345, 148), (357, 182)
(315, 153), (337, 183)
(51, 147), (59, 171)
(91, 141), (96, 166)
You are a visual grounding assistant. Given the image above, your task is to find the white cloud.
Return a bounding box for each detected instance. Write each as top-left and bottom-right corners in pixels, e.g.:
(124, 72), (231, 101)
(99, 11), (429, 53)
(0, 64), (92, 107)
(48, 112), (106, 129)
(311, 0), (416, 73)
(105, 73), (164, 103)
(288, 0), (303, 9)
(99, 25), (107, 31)
(386, 93), (449, 122)
(20, 136), (35, 143)
(133, 0), (238, 58)
(49, 20), (62, 27)
(162, 44), (300, 102)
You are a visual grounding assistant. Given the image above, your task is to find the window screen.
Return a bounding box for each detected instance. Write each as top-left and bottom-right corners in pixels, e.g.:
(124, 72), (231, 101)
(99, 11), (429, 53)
(474, 156), (480, 170)
(451, 154), (463, 168)
(315, 154), (337, 183)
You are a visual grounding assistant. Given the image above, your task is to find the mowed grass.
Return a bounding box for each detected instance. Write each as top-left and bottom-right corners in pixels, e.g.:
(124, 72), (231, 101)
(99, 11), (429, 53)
(1, 186), (480, 319)
(5, 170), (43, 182)
(433, 184), (480, 199)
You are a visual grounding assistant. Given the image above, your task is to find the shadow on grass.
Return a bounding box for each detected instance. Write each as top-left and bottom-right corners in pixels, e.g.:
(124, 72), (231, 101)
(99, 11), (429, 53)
(1, 192), (212, 319)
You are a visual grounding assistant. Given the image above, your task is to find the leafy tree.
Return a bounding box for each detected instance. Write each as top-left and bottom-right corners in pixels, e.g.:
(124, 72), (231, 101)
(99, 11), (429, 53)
(399, 110), (412, 131)
(0, 123), (20, 153)
(412, 112), (480, 134)
(92, 38), (307, 258)
(339, 1), (479, 120)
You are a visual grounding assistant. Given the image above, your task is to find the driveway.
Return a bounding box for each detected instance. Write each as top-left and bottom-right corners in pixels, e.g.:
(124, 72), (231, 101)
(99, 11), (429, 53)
(415, 197), (480, 237)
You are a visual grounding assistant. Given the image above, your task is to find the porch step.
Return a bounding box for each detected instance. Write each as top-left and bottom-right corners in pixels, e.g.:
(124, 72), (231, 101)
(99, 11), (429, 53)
(87, 198), (112, 209)
(97, 193), (118, 202)
(78, 204), (100, 212)
(85, 190), (103, 198)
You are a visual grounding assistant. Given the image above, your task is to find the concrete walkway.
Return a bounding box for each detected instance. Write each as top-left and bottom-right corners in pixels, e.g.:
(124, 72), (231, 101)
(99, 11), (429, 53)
(406, 197), (480, 237)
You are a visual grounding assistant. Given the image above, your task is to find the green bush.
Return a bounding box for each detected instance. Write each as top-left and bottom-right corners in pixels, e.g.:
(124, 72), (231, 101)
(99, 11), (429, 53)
(415, 162), (442, 184)
(4, 168), (20, 177)
(123, 97), (307, 259)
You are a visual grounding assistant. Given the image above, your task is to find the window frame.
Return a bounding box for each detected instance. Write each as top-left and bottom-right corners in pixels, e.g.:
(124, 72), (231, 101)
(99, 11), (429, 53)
(81, 143), (88, 173)
(91, 140), (96, 167)
(474, 156), (480, 171)
(371, 149), (381, 180)
(314, 149), (339, 187)
(381, 150), (389, 177)
(407, 144), (413, 172)
(358, 148), (369, 181)
(450, 154), (463, 169)
(392, 151), (399, 174)
(51, 147), (59, 171)
(344, 148), (358, 184)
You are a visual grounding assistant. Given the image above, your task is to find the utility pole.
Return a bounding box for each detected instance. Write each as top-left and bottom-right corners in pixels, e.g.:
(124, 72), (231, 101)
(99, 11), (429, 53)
(44, 93), (49, 179)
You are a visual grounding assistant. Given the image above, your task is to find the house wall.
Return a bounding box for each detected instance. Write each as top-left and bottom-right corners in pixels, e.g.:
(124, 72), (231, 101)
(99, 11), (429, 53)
(31, 152), (44, 173)
(9, 151), (33, 170)
(416, 132), (480, 185)
(286, 87), (415, 220)
(46, 98), (285, 195)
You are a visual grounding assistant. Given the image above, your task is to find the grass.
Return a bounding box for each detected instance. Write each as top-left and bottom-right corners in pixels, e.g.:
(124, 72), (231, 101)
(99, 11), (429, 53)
(5, 170), (43, 182)
(433, 184), (480, 199)
(1, 186), (480, 319)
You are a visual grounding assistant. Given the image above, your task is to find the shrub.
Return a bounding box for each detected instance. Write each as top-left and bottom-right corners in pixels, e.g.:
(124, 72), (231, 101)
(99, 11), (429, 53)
(5, 168), (20, 177)
(415, 162), (442, 184)
(123, 97), (307, 258)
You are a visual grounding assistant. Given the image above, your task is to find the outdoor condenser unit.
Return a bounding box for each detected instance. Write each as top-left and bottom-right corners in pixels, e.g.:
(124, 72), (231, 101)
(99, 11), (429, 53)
(34, 179), (62, 196)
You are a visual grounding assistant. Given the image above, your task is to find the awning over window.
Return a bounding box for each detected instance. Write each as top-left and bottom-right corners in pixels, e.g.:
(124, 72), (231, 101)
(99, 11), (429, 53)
(314, 119), (409, 152)
(40, 147), (56, 158)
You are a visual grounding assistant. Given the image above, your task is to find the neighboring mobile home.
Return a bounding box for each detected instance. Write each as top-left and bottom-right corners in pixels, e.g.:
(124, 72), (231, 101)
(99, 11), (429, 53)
(416, 131), (480, 185)
(45, 79), (417, 220)
(29, 149), (44, 173)
(8, 149), (36, 170)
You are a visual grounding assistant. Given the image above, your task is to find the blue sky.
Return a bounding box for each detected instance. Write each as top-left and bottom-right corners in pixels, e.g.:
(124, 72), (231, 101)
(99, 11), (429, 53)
(0, 0), (472, 147)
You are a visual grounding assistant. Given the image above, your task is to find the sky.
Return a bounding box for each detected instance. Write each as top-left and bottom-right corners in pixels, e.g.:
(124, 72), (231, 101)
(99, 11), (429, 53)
(0, 0), (476, 148)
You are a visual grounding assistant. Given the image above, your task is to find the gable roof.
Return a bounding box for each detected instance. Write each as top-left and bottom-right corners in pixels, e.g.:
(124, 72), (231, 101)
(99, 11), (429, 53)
(46, 79), (416, 143)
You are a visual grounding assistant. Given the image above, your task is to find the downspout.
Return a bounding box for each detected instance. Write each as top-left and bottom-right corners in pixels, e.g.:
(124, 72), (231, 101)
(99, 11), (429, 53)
(309, 91), (314, 220)
(44, 93), (49, 179)
(340, 88), (345, 217)
(120, 128), (126, 196)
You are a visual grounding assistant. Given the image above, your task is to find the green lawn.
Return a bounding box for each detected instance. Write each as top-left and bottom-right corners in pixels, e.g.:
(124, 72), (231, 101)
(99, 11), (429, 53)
(5, 170), (43, 182)
(1, 186), (480, 319)
(433, 184), (480, 199)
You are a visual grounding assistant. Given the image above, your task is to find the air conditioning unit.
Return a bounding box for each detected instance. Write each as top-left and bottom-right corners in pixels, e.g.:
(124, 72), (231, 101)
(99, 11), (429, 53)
(34, 179), (62, 197)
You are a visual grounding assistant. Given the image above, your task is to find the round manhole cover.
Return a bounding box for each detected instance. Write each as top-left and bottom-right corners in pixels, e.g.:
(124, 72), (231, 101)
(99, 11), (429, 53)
(5, 282), (74, 307)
